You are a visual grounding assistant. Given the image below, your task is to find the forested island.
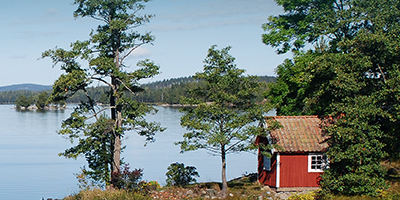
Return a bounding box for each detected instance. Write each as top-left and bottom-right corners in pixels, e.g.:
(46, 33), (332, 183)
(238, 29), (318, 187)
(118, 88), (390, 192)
(0, 75), (276, 108)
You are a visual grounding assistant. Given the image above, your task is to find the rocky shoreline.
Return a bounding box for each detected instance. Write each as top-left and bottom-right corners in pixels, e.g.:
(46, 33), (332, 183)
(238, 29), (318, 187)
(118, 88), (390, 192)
(16, 105), (67, 110)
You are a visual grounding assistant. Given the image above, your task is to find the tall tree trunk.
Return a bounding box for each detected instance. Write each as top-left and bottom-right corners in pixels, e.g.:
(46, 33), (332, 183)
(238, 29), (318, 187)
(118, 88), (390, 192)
(111, 36), (122, 188)
(221, 145), (228, 198)
(110, 76), (121, 188)
(112, 107), (122, 182)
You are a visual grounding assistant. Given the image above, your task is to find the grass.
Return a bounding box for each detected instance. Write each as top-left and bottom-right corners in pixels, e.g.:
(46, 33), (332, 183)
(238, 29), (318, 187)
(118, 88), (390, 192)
(63, 189), (151, 200)
(62, 174), (269, 200)
(63, 162), (400, 200)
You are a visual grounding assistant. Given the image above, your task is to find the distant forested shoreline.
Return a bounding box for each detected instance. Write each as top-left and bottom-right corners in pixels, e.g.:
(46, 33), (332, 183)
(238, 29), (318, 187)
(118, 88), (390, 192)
(0, 76), (275, 105)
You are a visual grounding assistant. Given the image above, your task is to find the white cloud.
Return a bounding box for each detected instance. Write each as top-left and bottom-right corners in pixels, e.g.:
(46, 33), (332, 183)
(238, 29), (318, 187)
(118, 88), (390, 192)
(126, 46), (153, 59)
(146, 0), (282, 32)
(45, 8), (61, 15)
(9, 55), (28, 59)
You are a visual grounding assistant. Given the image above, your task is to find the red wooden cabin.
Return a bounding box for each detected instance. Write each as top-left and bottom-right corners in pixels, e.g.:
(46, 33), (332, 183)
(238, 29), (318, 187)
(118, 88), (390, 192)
(257, 116), (329, 191)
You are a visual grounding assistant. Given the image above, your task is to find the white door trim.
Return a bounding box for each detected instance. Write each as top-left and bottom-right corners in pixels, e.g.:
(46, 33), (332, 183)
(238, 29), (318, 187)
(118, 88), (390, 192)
(276, 153), (280, 188)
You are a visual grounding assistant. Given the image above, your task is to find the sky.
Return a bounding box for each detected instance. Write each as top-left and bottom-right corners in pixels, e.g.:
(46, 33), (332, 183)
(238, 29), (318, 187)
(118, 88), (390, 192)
(0, 0), (289, 87)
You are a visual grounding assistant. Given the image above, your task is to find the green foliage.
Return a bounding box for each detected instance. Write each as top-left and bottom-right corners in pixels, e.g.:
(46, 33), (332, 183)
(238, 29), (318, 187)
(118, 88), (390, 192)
(14, 92), (51, 110)
(287, 190), (320, 200)
(139, 180), (161, 193)
(137, 180), (161, 195)
(263, 0), (364, 54)
(35, 92), (49, 109)
(75, 167), (104, 190)
(42, 0), (164, 187)
(178, 45), (271, 154)
(177, 45), (272, 196)
(15, 95), (33, 109)
(165, 162), (199, 186)
(59, 113), (115, 183)
(264, 0), (400, 196)
(133, 76), (274, 104)
(1, 91), (33, 105)
(264, 52), (320, 116)
(0, 76), (274, 105)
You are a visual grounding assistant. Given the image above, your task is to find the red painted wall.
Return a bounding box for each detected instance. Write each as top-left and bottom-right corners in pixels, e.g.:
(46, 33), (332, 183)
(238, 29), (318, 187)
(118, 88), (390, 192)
(258, 152), (322, 188)
(258, 152), (276, 187)
(279, 154), (322, 187)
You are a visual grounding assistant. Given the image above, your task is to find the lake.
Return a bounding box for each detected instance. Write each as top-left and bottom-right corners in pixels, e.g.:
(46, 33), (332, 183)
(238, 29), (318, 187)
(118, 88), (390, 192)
(0, 105), (273, 199)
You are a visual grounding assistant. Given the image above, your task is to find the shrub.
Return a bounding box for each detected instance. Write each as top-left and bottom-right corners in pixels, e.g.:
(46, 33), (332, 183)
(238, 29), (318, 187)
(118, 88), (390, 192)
(139, 180), (161, 193)
(165, 162), (199, 186)
(75, 167), (104, 190)
(112, 164), (143, 190)
(287, 190), (319, 200)
(15, 95), (33, 109)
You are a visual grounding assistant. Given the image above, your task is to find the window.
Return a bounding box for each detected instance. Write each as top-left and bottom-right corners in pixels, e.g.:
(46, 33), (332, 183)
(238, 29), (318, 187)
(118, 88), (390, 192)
(308, 153), (327, 172)
(263, 155), (271, 171)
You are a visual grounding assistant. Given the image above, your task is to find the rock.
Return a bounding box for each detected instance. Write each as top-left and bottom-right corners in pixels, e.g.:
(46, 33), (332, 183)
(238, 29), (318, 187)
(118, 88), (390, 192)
(186, 190), (194, 196)
(206, 189), (217, 196)
(262, 185), (272, 191)
(27, 105), (38, 110)
(276, 192), (291, 200)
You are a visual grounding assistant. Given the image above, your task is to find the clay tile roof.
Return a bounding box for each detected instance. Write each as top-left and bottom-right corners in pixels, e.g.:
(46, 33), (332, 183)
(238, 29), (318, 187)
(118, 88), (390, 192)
(267, 116), (328, 153)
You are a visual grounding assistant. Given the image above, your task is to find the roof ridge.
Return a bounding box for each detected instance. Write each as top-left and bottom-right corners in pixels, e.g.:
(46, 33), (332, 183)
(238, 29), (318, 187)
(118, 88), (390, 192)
(272, 115), (319, 119)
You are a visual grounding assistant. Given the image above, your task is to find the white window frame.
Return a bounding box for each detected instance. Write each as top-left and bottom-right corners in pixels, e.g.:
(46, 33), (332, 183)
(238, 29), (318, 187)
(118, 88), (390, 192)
(308, 153), (327, 172)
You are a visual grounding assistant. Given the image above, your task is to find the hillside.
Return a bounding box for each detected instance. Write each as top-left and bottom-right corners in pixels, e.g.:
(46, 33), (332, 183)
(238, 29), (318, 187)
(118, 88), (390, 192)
(0, 76), (276, 104)
(142, 75), (276, 89)
(0, 84), (52, 92)
(0, 76), (276, 92)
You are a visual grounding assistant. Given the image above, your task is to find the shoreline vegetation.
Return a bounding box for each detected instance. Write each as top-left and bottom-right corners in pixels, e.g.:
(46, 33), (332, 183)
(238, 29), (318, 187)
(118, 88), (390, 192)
(0, 76), (276, 107)
(13, 103), (192, 110)
(59, 160), (400, 200)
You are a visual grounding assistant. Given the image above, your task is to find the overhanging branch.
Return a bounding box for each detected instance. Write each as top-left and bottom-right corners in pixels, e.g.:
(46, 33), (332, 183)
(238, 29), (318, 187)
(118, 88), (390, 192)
(120, 43), (145, 63)
(116, 78), (136, 95)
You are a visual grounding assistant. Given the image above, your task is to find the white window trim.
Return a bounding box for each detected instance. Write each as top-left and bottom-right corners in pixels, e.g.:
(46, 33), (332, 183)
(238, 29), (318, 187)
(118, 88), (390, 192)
(308, 153), (326, 173)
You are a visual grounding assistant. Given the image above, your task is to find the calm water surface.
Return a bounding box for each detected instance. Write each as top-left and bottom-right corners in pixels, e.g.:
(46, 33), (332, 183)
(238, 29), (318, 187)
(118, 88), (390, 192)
(0, 105), (271, 199)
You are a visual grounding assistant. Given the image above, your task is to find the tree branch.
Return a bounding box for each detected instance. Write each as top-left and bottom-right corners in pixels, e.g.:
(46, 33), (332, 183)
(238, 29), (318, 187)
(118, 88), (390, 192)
(226, 139), (246, 153)
(85, 106), (116, 121)
(90, 15), (107, 23)
(377, 64), (387, 84)
(116, 77), (136, 95)
(206, 147), (222, 155)
(120, 43), (145, 63)
(91, 76), (113, 87)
